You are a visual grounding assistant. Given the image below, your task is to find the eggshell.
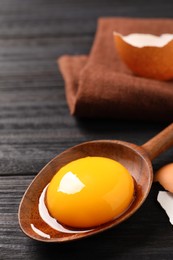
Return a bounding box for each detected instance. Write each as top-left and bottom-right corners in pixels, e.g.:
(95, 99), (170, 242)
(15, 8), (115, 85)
(154, 163), (173, 192)
(157, 191), (173, 225)
(113, 32), (173, 80)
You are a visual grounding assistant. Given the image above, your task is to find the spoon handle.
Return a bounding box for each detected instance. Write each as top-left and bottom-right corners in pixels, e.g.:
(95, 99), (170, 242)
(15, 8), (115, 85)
(142, 123), (173, 161)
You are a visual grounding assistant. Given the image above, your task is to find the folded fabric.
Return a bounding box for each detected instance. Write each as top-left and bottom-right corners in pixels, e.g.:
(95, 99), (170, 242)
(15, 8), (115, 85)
(58, 17), (173, 121)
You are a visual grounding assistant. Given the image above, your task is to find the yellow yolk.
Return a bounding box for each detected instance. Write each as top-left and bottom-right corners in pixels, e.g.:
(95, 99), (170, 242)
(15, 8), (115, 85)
(46, 156), (134, 229)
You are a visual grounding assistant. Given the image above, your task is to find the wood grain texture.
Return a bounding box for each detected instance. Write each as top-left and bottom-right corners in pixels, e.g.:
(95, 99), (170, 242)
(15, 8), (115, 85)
(0, 0), (173, 259)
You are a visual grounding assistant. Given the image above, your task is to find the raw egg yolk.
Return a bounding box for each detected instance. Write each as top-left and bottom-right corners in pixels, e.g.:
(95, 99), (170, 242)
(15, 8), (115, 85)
(46, 156), (134, 229)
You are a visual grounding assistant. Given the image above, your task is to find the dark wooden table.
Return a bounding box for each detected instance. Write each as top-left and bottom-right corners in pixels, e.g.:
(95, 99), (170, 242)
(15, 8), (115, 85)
(1, 0), (173, 259)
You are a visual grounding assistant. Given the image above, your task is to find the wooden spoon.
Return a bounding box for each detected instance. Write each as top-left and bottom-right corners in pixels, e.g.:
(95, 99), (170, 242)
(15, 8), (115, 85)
(18, 123), (173, 242)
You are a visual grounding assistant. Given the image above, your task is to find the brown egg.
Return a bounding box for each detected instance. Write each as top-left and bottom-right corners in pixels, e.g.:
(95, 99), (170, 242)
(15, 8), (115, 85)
(154, 163), (173, 192)
(113, 32), (173, 80)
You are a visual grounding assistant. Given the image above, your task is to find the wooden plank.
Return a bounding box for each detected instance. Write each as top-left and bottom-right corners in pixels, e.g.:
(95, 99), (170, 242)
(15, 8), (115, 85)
(0, 176), (173, 259)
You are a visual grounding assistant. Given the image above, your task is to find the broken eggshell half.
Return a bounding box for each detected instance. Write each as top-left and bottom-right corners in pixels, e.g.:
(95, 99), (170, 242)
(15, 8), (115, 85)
(154, 163), (173, 193)
(113, 32), (173, 80)
(155, 163), (173, 225)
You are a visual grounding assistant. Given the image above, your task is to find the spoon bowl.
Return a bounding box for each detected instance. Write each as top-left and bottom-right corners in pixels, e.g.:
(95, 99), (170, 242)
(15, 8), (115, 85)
(18, 123), (173, 242)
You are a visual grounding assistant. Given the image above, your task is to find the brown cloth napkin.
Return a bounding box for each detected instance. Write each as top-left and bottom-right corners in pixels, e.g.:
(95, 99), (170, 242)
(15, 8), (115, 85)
(58, 17), (173, 121)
